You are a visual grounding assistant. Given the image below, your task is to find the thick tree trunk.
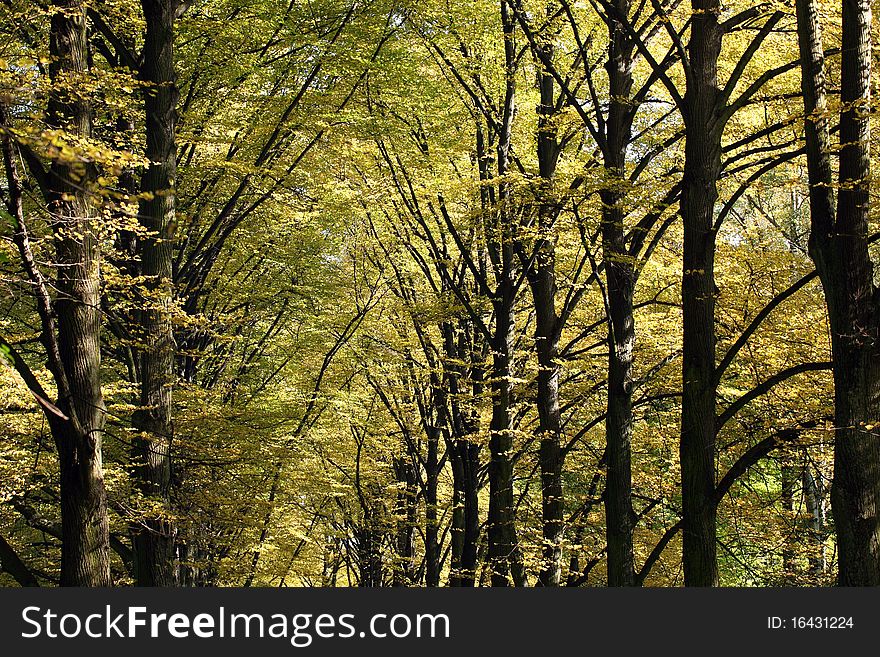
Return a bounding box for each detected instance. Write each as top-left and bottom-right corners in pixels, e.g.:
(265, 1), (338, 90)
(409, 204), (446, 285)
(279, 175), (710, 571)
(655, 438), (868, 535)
(132, 0), (179, 586)
(796, 0), (880, 585)
(601, 0), (637, 587)
(46, 0), (112, 588)
(679, 0), (723, 586)
(827, 0), (880, 587)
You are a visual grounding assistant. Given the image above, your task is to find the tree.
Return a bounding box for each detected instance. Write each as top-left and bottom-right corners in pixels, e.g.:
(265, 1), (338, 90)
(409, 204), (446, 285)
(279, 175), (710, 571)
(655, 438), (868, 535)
(1, 0), (112, 586)
(0, 0), (865, 588)
(796, 0), (880, 585)
(129, 0), (180, 588)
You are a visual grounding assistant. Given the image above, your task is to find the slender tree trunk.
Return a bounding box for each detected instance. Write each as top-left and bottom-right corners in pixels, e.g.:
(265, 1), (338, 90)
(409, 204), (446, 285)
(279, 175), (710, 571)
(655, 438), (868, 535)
(46, 0), (112, 587)
(780, 451), (796, 580)
(444, 320), (481, 587)
(425, 426), (441, 587)
(534, 315), (564, 587)
(392, 457), (416, 586)
(603, 220), (636, 586)
(797, 0), (880, 585)
(601, 0), (637, 587)
(449, 437), (481, 586)
(802, 459), (826, 575)
(486, 2), (524, 585)
(679, 0), (723, 587)
(450, 447), (466, 586)
(132, 0), (179, 586)
(488, 276), (524, 586)
(528, 18), (565, 587)
(356, 514), (383, 587)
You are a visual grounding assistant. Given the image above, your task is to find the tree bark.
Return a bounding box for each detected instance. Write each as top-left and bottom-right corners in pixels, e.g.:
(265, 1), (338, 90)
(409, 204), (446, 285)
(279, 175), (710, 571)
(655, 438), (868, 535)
(131, 0), (179, 586)
(46, 0), (112, 588)
(796, 0), (880, 585)
(392, 457), (416, 586)
(780, 451), (796, 580)
(488, 275), (524, 585)
(802, 459), (826, 575)
(679, 0), (723, 586)
(445, 320), (481, 587)
(485, 3), (525, 584)
(528, 14), (565, 587)
(449, 437), (481, 586)
(601, 0), (637, 587)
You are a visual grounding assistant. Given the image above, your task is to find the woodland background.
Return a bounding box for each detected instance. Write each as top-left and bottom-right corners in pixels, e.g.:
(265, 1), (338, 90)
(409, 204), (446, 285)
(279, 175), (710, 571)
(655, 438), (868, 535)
(0, 0), (877, 587)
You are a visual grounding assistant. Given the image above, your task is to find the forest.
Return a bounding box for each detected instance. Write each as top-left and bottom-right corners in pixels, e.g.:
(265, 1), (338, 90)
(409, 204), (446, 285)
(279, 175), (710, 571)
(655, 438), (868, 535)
(0, 0), (877, 588)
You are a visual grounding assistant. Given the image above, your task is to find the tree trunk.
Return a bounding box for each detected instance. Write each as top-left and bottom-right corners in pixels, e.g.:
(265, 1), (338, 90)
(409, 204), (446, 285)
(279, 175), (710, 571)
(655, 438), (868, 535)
(47, 0), (112, 588)
(449, 437), (481, 586)
(356, 516), (383, 587)
(392, 457), (416, 586)
(425, 426), (441, 587)
(802, 459), (826, 575)
(486, 1), (524, 586)
(488, 276), (524, 586)
(601, 0), (637, 587)
(131, 0), (179, 586)
(827, 0), (880, 588)
(780, 451), (796, 580)
(679, 0), (723, 587)
(796, 0), (880, 585)
(444, 320), (481, 587)
(529, 20), (565, 587)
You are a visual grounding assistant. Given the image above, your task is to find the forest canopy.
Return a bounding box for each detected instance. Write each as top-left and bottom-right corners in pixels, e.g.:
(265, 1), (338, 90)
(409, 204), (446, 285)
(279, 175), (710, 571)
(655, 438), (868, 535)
(0, 0), (877, 587)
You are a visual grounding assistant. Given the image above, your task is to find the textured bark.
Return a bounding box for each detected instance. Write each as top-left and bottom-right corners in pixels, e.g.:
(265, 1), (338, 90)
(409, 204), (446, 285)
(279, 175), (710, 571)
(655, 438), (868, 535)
(828, 0), (880, 588)
(486, 1), (524, 586)
(601, 0), (637, 587)
(488, 277), (524, 586)
(529, 16), (564, 587)
(679, 0), (723, 587)
(796, 0), (880, 586)
(46, 0), (112, 588)
(131, 0), (179, 586)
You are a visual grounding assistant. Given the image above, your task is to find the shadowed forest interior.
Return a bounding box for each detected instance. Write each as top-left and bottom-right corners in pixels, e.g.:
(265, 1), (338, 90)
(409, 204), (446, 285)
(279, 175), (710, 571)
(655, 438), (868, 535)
(1, 0), (879, 587)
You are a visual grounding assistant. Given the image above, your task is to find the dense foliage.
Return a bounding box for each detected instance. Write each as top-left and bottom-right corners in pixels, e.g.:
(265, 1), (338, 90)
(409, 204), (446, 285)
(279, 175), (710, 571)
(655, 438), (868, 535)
(0, 0), (875, 587)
